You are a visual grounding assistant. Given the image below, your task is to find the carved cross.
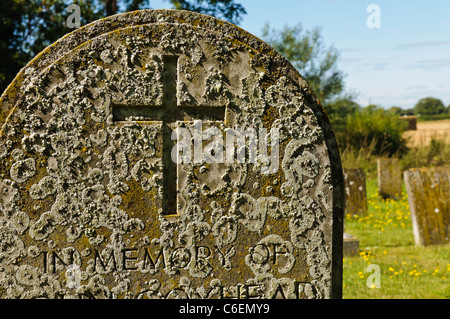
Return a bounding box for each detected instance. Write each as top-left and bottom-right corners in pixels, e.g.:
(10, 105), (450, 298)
(113, 56), (226, 216)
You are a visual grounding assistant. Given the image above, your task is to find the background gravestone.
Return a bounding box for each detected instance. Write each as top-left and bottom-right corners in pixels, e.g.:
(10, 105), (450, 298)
(404, 166), (450, 246)
(343, 168), (367, 216)
(377, 158), (402, 200)
(0, 10), (343, 299)
(343, 233), (359, 257)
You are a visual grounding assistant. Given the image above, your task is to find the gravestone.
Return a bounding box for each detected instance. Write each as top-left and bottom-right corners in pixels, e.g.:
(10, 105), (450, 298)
(404, 166), (450, 246)
(343, 233), (359, 256)
(377, 158), (402, 199)
(343, 168), (367, 216)
(0, 10), (344, 299)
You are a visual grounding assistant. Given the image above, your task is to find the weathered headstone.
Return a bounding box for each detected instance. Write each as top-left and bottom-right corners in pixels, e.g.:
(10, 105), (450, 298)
(0, 10), (344, 299)
(343, 168), (367, 216)
(343, 233), (359, 257)
(404, 166), (450, 246)
(377, 158), (402, 199)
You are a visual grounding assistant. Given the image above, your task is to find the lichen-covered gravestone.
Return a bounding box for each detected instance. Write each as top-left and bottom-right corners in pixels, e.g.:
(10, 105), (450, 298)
(0, 10), (343, 299)
(377, 158), (402, 199)
(404, 166), (450, 246)
(343, 233), (359, 257)
(343, 168), (367, 216)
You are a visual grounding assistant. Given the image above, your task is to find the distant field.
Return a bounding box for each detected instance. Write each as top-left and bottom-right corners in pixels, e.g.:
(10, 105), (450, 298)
(403, 119), (450, 147)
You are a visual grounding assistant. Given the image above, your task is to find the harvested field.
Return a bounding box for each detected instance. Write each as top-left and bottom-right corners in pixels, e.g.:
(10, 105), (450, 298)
(403, 119), (450, 147)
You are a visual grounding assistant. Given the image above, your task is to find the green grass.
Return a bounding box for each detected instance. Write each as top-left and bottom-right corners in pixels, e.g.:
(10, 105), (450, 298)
(343, 179), (450, 299)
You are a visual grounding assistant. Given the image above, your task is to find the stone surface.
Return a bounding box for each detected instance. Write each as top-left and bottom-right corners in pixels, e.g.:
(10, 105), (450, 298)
(343, 233), (359, 257)
(377, 158), (402, 199)
(404, 166), (450, 246)
(0, 9), (343, 299)
(343, 168), (367, 216)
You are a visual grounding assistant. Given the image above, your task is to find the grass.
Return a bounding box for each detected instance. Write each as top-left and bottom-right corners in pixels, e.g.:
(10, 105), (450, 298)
(343, 179), (450, 299)
(331, 118), (449, 298)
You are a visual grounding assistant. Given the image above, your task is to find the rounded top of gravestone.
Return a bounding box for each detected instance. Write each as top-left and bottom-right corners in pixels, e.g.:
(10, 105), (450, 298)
(0, 9), (343, 299)
(1, 10), (320, 115)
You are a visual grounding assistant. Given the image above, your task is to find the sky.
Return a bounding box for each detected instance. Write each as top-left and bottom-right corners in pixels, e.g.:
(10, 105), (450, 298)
(149, 0), (450, 109)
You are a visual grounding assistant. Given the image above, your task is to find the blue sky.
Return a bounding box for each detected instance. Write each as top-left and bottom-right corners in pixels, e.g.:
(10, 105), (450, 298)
(150, 0), (450, 109)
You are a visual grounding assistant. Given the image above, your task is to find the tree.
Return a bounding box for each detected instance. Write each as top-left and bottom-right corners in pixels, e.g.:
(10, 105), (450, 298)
(0, 0), (246, 94)
(414, 97), (446, 115)
(0, 0), (28, 92)
(101, 0), (246, 24)
(324, 96), (360, 132)
(167, 0), (246, 25)
(261, 22), (345, 104)
(342, 106), (408, 157)
(388, 106), (403, 115)
(402, 108), (415, 116)
(0, 0), (105, 92)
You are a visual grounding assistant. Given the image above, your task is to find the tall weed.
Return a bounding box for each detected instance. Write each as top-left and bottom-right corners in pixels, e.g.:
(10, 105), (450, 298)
(340, 141), (378, 179)
(401, 135), (450, 170)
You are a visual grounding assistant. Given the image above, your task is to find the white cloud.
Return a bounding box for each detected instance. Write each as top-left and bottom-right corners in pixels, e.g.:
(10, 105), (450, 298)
(411, 59), (450, 70)
(396, 41), (450, 49)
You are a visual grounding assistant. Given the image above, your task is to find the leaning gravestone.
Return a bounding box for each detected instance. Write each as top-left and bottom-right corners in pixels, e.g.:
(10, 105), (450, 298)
(0, 10), (344, 299)
(404, 166), (450, 246)
(343, 168), (367, 216)
(377, 158), (402, 199)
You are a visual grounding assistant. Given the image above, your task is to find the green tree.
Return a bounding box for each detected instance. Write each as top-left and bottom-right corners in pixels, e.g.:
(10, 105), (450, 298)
(261, 22), (345, 104)
(388, 106), (403, 115)
(167, 0), (246, 25)
(402, 108), (415, 115)
(324, 96), (360, 132)
(0, 0), (104, 92)
(341, 106), (408, 157)
(101, 0), (246, 23)
(0, 0), (28, 91)
(0, 0), (246, 94)
(414, 97), (446, 115)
